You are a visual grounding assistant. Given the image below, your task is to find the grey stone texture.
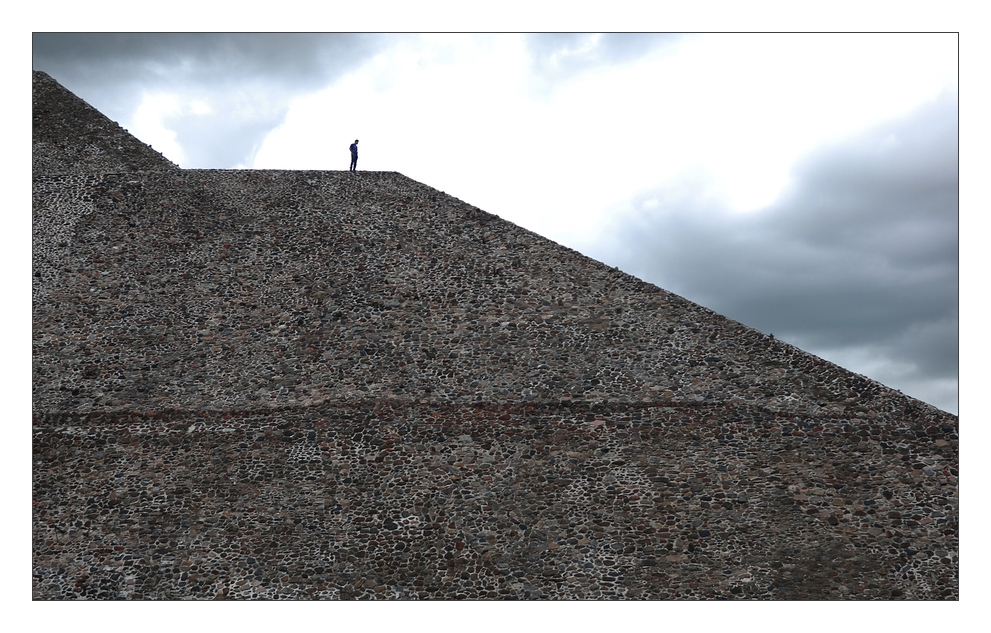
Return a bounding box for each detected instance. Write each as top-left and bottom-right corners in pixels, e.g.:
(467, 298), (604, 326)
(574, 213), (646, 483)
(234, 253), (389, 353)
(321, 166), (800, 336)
(33, 71), (957, 600)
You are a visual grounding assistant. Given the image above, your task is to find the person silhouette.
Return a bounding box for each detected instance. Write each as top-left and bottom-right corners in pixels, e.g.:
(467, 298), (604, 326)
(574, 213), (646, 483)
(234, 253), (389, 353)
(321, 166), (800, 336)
(349, 139), (359, 171)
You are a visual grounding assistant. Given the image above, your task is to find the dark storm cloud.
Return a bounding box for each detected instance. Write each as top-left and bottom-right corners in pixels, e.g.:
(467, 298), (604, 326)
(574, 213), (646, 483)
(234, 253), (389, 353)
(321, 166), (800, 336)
(525, 33), (682, 87)
(33, 33), (388, 89)
(32, 33), (396, 167)
(599, 91), (957, 410)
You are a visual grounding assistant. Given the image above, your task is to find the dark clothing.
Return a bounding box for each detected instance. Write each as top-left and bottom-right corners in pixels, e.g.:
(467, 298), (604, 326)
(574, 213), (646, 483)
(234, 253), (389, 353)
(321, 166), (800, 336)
(349, 143), (358, 171)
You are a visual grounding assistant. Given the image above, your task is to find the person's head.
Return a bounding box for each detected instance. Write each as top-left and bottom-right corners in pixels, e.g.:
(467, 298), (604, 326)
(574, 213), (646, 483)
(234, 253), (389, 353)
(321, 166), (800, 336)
(354, 139), (359, 143)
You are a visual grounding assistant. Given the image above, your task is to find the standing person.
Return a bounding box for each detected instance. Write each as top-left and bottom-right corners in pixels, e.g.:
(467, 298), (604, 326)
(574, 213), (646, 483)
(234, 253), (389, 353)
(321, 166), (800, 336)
(349, 139), (359, 171)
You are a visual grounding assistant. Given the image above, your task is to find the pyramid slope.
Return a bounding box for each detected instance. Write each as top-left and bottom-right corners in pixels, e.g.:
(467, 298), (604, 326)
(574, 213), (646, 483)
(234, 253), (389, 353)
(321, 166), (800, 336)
(32, 71), (179, 175)
(33, 166), (940, 420)
(32, 72), (957, 600)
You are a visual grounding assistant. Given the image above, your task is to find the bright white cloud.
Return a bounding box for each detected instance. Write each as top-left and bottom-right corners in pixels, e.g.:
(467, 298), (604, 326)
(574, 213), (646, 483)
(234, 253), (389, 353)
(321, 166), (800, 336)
(190, 99), (212, 115)
(127, 92), (187, 165)
(252, 33), (957, 248)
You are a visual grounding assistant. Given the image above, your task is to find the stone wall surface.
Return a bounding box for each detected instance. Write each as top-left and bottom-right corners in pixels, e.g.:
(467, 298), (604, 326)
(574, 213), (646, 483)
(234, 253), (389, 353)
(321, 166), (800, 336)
(32, 71), (958, 600)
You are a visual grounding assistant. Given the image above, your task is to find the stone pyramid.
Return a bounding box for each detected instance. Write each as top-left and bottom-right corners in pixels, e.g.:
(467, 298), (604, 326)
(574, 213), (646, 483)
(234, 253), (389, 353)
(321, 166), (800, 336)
(32, 71), (958, 600)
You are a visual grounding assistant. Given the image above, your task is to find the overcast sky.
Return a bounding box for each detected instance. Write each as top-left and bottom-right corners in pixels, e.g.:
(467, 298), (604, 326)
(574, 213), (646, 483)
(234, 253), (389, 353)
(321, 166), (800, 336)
(32, 32), (958, 414)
